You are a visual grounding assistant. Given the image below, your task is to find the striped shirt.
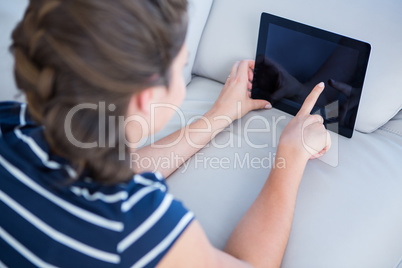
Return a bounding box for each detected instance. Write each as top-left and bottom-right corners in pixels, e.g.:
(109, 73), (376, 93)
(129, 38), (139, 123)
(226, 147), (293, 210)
(0, 102), (194, 267)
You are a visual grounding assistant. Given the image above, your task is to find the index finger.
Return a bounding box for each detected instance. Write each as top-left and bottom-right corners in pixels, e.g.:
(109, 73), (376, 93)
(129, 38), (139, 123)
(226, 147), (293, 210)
(297, 82), (325, 116)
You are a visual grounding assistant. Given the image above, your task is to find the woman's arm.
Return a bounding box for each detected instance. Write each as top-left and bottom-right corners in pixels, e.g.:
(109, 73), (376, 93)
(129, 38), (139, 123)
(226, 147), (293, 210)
(157, 83), (330, 268)
(134, 60), (272, 178)
(224, 83), (330, 267)
(223, 147), (308, 267)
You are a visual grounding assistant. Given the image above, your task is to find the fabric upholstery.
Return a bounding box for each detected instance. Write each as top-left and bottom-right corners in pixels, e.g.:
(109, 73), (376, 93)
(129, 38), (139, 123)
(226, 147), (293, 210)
(0, 0), (26, 102)
(183, 0), (214, 85)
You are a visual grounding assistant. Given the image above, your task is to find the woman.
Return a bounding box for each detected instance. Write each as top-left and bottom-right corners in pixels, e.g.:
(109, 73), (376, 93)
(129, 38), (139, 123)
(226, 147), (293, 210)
(0, 0), (330, 267)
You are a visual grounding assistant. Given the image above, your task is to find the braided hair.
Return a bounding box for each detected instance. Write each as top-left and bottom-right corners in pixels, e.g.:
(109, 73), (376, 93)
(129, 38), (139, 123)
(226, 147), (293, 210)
(11, 0), (188, 184)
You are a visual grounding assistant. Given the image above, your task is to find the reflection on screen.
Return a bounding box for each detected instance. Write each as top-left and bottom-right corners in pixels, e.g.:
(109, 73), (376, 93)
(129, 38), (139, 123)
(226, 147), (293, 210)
(252, 24), (363, 137)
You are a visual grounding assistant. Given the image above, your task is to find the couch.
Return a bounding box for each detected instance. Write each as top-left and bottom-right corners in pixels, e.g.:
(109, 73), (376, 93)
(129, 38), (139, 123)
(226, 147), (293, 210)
(1, 0), (402, 267)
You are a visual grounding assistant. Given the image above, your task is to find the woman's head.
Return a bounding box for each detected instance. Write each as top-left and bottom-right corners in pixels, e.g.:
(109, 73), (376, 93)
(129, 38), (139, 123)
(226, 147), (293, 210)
(11, 0), (188, 183)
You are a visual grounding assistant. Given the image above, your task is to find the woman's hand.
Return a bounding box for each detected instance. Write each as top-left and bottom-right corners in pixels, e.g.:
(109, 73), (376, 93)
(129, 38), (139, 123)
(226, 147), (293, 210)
(209, 60), (272, 121)
(279, 82), (331, 161)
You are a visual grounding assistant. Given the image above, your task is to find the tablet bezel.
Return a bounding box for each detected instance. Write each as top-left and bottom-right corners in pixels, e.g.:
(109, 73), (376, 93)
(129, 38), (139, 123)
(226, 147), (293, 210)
(251, 12), (371, 138)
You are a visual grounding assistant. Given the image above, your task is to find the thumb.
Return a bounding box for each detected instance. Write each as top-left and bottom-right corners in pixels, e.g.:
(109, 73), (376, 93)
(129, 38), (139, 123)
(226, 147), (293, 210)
(251, 99), (272, 110)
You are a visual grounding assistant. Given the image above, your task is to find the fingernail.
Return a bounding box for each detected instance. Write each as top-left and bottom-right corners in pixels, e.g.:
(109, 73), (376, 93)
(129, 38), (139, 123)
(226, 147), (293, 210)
(318, 82), (325, 88)
(265, 103), (272, 109)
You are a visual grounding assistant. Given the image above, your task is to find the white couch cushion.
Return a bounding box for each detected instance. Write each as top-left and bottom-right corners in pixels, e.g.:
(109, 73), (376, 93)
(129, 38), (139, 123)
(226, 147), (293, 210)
(166, 76), (402, 267)
(0, 0), (27, 102)
(193, 0), (402, 133)
(183, 0), (214, 85)
(379, 110), (402, 138)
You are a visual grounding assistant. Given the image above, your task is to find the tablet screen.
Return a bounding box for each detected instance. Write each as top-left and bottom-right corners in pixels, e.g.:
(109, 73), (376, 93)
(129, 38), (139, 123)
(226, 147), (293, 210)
(251, 13), (371, 138)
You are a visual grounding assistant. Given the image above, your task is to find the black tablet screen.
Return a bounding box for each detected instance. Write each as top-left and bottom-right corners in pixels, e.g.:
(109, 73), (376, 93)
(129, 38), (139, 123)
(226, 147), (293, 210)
(252, 13), (371, 138)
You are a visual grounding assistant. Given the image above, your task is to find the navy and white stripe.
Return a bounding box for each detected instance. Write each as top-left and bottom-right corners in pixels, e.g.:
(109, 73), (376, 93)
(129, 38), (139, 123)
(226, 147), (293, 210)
(0, 102), (194, 267)
(0, 227), (57, 268)
(131, 211), (194, 268)
(70, 186), (129, 203)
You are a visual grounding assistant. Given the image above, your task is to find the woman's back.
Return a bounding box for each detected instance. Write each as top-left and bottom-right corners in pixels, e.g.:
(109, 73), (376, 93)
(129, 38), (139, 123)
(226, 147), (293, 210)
(0, 102), (193, 267)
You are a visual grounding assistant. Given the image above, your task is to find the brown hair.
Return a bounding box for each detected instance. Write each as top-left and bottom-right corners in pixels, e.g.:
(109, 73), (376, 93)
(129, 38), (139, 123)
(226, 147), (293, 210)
(11, 0), (188, 184)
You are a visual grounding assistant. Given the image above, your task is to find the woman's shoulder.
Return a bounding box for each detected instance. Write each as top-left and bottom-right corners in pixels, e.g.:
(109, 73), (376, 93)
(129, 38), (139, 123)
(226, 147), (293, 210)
(1, 157), (193, 267)
(63, 172), (195, 266)
(0, 102), (29, 130)
(115, 173), (194, 267)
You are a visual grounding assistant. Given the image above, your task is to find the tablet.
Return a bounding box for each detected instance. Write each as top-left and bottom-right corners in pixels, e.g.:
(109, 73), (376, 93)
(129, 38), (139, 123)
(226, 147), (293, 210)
(251, 12), (371, 138)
